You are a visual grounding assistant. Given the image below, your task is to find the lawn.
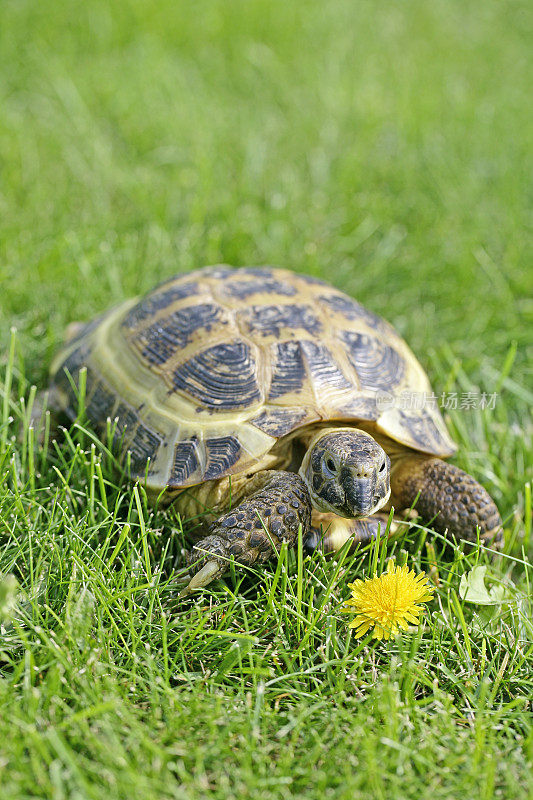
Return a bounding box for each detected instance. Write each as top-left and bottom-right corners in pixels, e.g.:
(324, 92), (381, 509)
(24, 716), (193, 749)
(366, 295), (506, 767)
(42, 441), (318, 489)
(1, 0), (532, 797)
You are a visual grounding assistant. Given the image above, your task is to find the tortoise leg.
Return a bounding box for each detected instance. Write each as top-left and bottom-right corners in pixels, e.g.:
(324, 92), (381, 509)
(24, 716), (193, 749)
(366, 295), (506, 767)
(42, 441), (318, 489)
(180, 471), (312, 595)
(391, 455), (503, 545)
(304, 511), (408, 555)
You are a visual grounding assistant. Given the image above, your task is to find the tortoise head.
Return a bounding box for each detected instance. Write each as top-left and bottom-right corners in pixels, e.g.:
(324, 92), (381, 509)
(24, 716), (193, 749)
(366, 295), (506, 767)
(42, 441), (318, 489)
(299, 428), (391, 518)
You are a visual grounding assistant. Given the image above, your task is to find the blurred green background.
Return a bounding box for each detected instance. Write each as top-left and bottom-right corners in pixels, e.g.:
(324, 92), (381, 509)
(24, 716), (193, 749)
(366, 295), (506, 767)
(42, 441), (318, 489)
(1, 0), (531, 389)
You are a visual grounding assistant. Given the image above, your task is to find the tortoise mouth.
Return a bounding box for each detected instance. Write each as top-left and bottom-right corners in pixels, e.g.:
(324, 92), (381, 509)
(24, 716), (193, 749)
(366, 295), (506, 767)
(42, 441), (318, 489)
(340, 486), (391, 518)
(308, 486), (391, 519)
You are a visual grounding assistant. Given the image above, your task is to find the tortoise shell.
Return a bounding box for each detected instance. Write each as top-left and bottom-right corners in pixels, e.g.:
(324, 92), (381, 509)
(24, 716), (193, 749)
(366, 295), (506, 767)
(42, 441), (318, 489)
(50, 266), (457, 490)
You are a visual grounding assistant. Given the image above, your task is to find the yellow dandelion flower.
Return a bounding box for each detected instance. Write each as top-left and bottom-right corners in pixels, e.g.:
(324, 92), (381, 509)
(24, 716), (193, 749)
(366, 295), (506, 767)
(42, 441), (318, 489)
(343, 560), (434, 641)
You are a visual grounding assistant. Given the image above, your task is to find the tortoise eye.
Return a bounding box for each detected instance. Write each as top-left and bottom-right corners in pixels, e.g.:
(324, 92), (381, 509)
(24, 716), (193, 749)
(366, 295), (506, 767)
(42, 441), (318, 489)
(326, 458), (337, 473)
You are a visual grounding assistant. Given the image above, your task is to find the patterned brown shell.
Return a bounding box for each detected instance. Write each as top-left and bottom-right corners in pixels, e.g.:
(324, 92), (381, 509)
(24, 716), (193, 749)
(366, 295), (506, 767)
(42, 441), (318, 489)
(50, 266), (457, 490)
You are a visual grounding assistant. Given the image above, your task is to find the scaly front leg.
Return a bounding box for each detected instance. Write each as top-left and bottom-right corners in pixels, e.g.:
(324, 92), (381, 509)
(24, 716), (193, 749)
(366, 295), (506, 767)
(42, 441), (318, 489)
(391, 455), (502, 545)
(181, 471), (312, 594)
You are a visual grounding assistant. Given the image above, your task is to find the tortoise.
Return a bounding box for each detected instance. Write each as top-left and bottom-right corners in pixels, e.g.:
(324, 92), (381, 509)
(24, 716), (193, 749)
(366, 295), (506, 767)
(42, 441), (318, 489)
(45, 265), (502, 593)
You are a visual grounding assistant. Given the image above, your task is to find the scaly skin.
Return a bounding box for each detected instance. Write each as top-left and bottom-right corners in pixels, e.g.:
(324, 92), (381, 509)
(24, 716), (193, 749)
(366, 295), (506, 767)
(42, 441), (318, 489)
(183, 471), (311, 593)
(299, 428), (390, 517)
(391, 455), (503, 544)
(304, 511), (409, 554)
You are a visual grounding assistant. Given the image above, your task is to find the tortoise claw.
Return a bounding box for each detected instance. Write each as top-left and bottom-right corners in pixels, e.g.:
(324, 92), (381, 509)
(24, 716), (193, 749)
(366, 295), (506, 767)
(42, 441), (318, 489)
(178, 559), (226, 597)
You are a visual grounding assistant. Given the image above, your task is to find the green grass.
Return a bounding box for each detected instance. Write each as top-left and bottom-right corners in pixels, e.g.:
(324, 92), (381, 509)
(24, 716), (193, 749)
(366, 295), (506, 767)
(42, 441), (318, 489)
(1, 0), (532, 797)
